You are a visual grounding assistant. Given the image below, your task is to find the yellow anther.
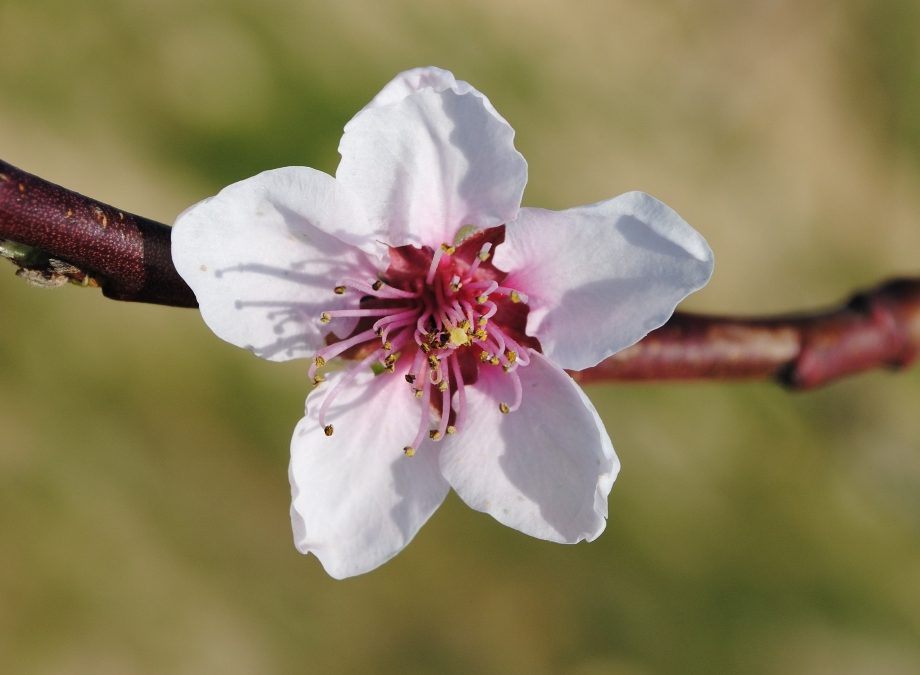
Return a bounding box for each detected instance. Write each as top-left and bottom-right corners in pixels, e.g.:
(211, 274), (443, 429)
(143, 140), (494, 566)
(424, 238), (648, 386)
(474, 328), (488, 341)
(323, 424), (334, 436)
(334, 285), (346, 295)
(383, 341), (393, 351)
(480, 351), (492, 363)
(478, 317), (488, 327)
(429, 430), (442, 441)
(438, 380), (449, 392)
(459, 319), (471, 331)
(476, 294), (488, 304)
(446, 425), (458, 435)
(314, 355), (326, 368)
(440, 243), (456, 255)
(319, 312), (332, 324)
(313, 374), (325, 385)
(384, 364), (395, 373)
(414, 389), (424, 399)
(499, 402), (510, 414)
(428, 354), (440, 370)
(506, 350), (518, 364)
(510, 290), (522, 303)
(449, 275), (462, 291)
(420, 342), (431, 354)
(478, 250), (491, 262)
(403, 446), (416, 457)
(503, 364), (512, 373)
(372, 279), (383, 291)
(490, 356), (500, 366)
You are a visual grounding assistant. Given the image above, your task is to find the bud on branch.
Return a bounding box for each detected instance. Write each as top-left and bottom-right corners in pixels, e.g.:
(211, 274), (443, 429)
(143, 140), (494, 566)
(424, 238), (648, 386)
(1, 159), (918, 389)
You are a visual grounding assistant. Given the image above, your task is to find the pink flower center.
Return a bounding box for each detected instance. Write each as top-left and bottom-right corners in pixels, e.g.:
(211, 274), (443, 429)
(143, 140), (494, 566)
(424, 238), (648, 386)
(309, 226), (539, 455)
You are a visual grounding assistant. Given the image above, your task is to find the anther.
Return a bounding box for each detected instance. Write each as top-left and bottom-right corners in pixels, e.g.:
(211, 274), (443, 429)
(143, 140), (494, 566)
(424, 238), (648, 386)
(478, 243), (492, 261)
(403, 446), (416, 457)
(474, 328), (488, 341)
(480, 351), (492, 363)
(506, 350), (518, 364)
(405, 373), (416, 384)
(314, 355), (326, 368)
(429, 430), (442, 441)
(476, 294), (489, 304)
(334, 285), (346, 295)
(478, 317), (488, 327)
(313, 374), (325, 385)
(440, 243), (456, 255)
(414, 389), (424, 399)
(438, 381), (448, 392)
(510, 290), (522, 304)
(383, 340), (393, 351)
(449, 275), (462, 291)
(372, 280), (383, 291)
(319, 312), (332, 324)
(427, 354), (440, 370)
(446, 425), (457, 435)
(499, 402), (510, 414)
(324, 424), (335, 436)
(490, 356), (500, 366)
(420, 342), (431, 354)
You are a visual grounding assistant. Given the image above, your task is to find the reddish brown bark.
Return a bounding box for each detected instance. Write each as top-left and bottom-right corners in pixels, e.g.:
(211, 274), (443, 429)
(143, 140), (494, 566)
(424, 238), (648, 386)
(2, 159), (918, 390)
(572, 278), (920, 390)
(0, 159), (196, 307)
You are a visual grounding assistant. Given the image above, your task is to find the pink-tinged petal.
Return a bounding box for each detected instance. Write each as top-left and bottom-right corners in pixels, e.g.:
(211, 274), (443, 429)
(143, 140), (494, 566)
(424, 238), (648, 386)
(337, 87), (527, 250)
(290, 365), (450, 579)
(494, 192), (714, 371)
(363, 66), (510, 126)
(172, 167), (380, 361)
(438, 351), (618, 543)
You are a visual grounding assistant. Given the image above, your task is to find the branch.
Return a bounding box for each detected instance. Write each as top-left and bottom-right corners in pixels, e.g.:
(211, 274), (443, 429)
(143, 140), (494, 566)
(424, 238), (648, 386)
(2, 159), (918, 390)
(0, 159), (196, 307)
(572, 278), (920, 390)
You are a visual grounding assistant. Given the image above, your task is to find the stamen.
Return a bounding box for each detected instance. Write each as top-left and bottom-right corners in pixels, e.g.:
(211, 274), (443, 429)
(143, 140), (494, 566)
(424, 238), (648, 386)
(408, 372), (433, 451)
(316, 349), (381, 427)
(324, 424), (334, 436)
(449, 354), (468, 433)
(334, 285), (346, 295)
(467, 242), (492, 276)
(404, 446), (416, 457)
(319, 312), (331, 324)
(341, 277), (418, 299)
(499, 402), (510, 414)
(506, 368), (523, 412)
(426, 245), (446, 285)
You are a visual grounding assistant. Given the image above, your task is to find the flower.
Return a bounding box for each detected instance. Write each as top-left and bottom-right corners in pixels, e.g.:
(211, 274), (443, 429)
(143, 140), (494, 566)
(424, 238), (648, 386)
(171, 66), (714, 579)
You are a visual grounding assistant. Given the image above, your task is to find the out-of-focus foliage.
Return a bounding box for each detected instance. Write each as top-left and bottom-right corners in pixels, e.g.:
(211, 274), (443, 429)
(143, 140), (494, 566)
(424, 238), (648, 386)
(1, 1), (919, 673)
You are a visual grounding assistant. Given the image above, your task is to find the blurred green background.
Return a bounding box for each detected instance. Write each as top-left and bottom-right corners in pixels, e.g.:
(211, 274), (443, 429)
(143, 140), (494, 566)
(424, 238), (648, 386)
(2, 0), (920, 673)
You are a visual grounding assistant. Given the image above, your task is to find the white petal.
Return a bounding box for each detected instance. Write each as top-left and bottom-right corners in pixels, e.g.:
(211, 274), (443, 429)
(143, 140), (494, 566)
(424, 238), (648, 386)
(494, 192), (714, 371)
(172, 167), (380, 361)
(337, 87), (527, 250)
(290, 365), (449, 579)
(363, 66), (510, 126)
(438, 351), (618, 543)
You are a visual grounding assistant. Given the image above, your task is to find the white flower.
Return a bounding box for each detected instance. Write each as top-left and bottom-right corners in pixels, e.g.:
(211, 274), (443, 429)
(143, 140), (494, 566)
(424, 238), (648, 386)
(171, 67), (714, 579)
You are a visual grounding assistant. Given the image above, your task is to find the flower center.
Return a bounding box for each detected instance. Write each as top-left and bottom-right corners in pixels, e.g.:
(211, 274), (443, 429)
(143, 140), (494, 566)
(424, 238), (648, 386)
(309, 226), (539, 455)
